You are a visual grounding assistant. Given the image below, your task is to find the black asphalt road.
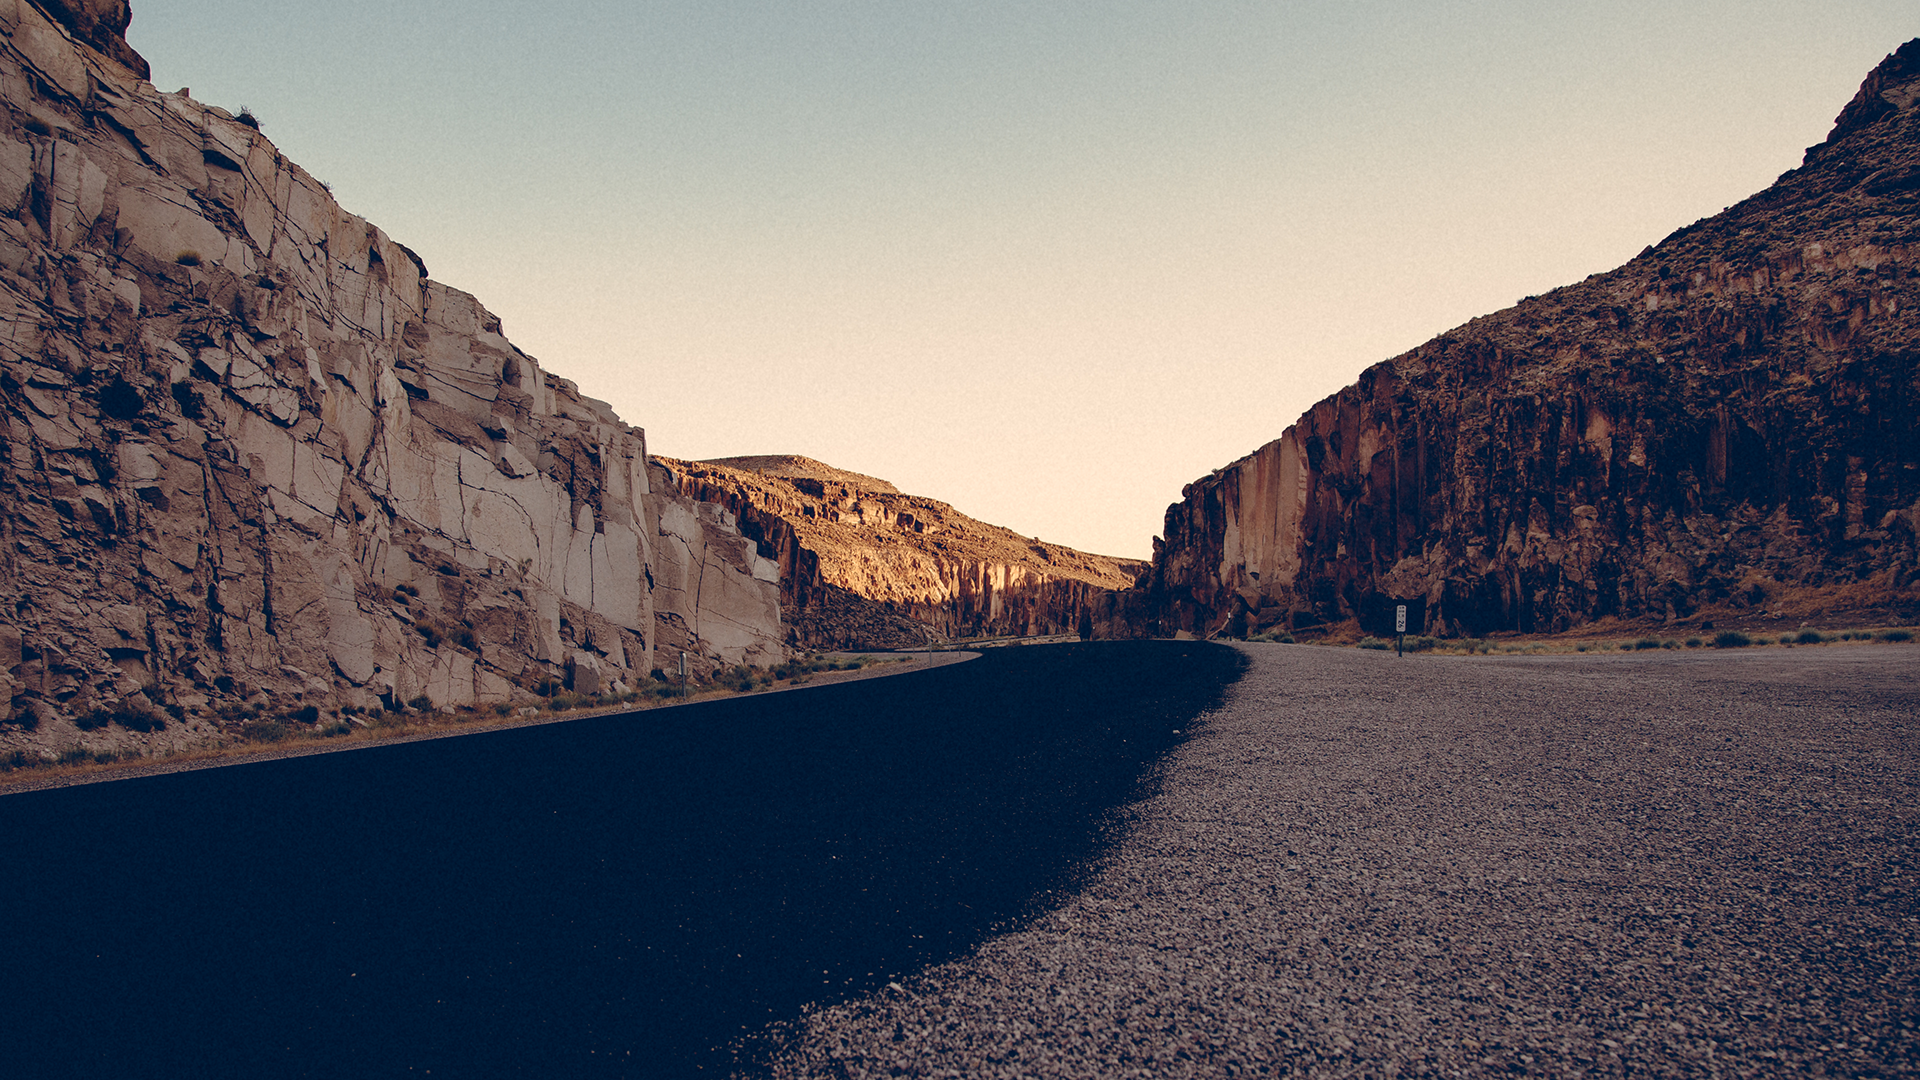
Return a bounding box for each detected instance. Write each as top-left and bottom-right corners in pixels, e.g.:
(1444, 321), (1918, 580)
(768, 643), (1920, 1078)
(0, 640), (1244, 1080)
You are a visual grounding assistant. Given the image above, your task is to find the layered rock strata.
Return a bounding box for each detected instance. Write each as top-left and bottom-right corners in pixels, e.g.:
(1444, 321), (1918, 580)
(1144, 40), (1920, 638)
(0, 0), (781, 749)
(658, 455), (1147, 648)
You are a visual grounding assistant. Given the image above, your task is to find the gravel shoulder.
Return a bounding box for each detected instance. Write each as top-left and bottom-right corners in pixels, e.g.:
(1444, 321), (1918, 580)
(765, 643), (1920, 1077)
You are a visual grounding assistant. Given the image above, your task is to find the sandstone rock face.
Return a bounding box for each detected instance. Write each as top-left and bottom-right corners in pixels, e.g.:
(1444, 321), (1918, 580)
(1142, 40), (1920, 639)
(24, 0), (143, 78)
(660, 456), (1147, 648)
(0, 1), (780, 752)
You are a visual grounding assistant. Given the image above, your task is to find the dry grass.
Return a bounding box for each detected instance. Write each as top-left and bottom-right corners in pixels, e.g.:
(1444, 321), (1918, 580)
(0, 655), (902, 793)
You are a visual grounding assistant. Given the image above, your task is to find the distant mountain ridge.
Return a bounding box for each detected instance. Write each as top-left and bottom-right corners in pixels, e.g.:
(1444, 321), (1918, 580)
(702, 455), (900, 495)
(660, 456), (1146, 648)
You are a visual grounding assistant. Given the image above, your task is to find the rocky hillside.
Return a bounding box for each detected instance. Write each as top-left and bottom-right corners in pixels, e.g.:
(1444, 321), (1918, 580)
(0, 0), (783, 754)
(658, 455), (1147, 647)
(1143, 40), (1920, 639)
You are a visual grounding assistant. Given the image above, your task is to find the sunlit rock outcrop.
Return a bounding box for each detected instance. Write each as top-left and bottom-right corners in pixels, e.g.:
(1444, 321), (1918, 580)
(0, 0), (781, 749)
(660, 456), (1146, 648)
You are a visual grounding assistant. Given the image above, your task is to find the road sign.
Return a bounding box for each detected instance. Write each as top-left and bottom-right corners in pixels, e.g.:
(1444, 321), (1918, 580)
(1395, 605), (1408, 633)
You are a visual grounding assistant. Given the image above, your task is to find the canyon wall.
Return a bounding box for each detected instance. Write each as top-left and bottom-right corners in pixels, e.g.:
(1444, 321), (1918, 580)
(661, 456), (1146, 648)
(0, 0), (781, 744)
(1143, 40), (1920, 638)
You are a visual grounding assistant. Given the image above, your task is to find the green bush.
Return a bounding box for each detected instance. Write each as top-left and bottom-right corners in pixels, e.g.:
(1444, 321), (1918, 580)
(1877, 629), (1913, 642)
(1633, 638), (1663, 651)
(406, 695), (432, 711)
(1713, 630), (1752, 648)
(316, 720), (352, 738)
(1357, 637), (1390, 651)
(1685, 637), (1703, 648)
(1794, 629), (1826, 644)
(291, 704), (321, 724)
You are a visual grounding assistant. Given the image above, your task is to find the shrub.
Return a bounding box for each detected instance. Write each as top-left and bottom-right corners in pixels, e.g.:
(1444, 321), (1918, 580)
(1685, 637), (1703, 648)
(115, 704), (167, 732)
(240, 719), (288, 743)
(1713, 630), (1752, 648)
(413, 618), (444, 649)
(1633, 638), (1663, 651)
(1575, 642), (1589, 652)
(1356, 637), (1390, 651)
(233, 106), (260, 130)
(405, 695), (432, 712)
(1794, 629), (1826, 644)
(11, 702), (41, 731)
(316, 720), (353, 738)
(290, 704), (320, 724)
(58, 747), (93, 765)
(3, 749), (32, 771)
(74, 703), (165, 733)
(1877, 629), (1913, 642)
(174, 250), (202, 266)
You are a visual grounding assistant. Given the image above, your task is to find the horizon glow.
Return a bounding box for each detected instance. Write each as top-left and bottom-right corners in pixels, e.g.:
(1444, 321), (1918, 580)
(130, 1), (1915, 559)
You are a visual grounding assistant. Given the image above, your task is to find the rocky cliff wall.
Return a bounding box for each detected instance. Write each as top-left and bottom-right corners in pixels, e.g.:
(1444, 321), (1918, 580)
(1143, 41), (1920, 639)
(660, 457), (1146, 648)
(0, 0), (781, 748)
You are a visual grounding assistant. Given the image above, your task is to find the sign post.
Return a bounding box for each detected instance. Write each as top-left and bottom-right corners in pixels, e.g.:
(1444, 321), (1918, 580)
(679, 650), (688, 698)
(1395, 604), (1407, 657)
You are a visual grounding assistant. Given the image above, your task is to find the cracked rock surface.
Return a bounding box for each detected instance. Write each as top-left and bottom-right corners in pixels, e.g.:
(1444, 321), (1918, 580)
(1142, 41), (1920, 641)
(0, 0), (783, 755)
(765, 642), (1920, 1077)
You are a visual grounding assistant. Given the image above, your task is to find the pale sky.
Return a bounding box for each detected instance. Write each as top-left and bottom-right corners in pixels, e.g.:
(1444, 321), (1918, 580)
(130, 2), (1915, 559)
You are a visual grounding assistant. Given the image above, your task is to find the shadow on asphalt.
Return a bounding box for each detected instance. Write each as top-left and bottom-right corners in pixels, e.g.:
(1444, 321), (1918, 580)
(0, 640), (1246, 1079)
